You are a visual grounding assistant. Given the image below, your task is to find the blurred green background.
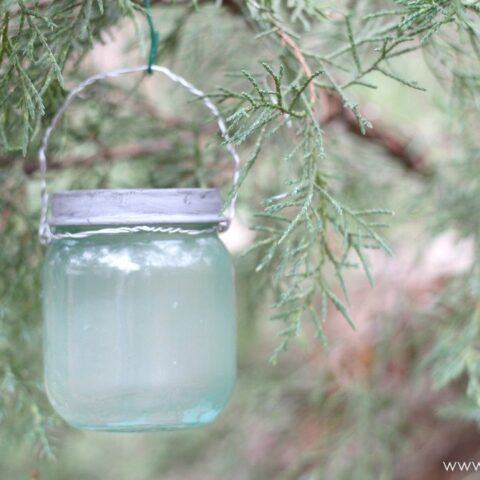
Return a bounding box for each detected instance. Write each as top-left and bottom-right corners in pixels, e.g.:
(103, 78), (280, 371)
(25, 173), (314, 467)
(1, 2), (480, 479)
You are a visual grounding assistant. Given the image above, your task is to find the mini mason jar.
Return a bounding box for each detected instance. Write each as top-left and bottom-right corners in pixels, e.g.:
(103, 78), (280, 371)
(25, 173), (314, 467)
(42, 188), (236, 431)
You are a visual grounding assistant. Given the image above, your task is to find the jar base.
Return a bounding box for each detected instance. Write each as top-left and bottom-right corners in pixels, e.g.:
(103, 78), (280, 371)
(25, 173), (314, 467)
(67, 419), (216, 432)
(49, 390), (228, 432)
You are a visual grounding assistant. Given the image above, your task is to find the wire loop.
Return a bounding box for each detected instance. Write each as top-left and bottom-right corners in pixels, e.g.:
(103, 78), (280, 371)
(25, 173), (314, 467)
(38, 65), (241, 244)
(49, 225), (218, 241)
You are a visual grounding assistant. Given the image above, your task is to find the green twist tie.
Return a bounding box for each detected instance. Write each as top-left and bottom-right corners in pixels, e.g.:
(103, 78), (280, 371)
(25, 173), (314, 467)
(144, 0), (159, 74)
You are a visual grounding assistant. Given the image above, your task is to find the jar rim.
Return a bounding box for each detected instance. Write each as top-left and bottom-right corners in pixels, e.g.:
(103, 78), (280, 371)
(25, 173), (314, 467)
(49, 188), (226, 226)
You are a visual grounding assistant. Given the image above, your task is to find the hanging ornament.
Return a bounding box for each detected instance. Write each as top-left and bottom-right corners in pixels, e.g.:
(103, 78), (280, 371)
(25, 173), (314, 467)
(38, 65), (240, 432)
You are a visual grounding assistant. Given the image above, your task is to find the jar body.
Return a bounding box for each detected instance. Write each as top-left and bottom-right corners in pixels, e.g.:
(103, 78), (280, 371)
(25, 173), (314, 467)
(43, 228), (236, 431)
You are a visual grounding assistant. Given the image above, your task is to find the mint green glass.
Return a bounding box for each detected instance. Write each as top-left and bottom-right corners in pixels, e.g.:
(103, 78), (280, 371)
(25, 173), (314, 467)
(43, 226), (236, 431)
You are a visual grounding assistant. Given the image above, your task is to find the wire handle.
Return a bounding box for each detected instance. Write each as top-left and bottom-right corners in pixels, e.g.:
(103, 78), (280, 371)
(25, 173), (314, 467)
(38, 65), (241, 244)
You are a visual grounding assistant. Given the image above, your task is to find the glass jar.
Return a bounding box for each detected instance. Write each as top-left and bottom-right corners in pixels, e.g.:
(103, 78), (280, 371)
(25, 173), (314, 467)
(42, 189), (236, 431)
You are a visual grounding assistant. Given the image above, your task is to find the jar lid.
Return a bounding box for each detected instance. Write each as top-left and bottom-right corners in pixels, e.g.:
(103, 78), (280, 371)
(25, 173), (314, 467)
(50, 188), (226, 226)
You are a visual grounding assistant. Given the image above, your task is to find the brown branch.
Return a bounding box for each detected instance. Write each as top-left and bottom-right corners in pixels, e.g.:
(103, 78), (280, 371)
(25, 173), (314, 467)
(0, 96), (429, 177)
(321, 92), (430, 176)
(8, 1), (243, 18)
(1, 105), (429, 177)
(0, 138), (180, 175)
(273, 23), (428, 175)
(145, 0), (242, 14)
(277, 31), (318, 105)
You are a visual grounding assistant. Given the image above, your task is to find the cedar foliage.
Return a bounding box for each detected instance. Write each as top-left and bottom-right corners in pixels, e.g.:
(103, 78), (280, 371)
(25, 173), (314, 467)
(1, 1), (480, 478)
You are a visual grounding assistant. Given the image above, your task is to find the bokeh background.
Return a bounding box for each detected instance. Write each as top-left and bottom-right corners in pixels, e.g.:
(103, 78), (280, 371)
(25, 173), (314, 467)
(1, 2), (480, 479)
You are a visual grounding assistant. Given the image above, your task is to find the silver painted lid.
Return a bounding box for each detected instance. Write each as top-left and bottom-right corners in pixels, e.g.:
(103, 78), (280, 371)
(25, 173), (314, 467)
(50, 188), (225, 226)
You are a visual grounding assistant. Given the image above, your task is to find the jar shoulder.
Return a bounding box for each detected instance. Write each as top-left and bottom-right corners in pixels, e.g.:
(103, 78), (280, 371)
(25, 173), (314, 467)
(43, 234), (232, 271)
